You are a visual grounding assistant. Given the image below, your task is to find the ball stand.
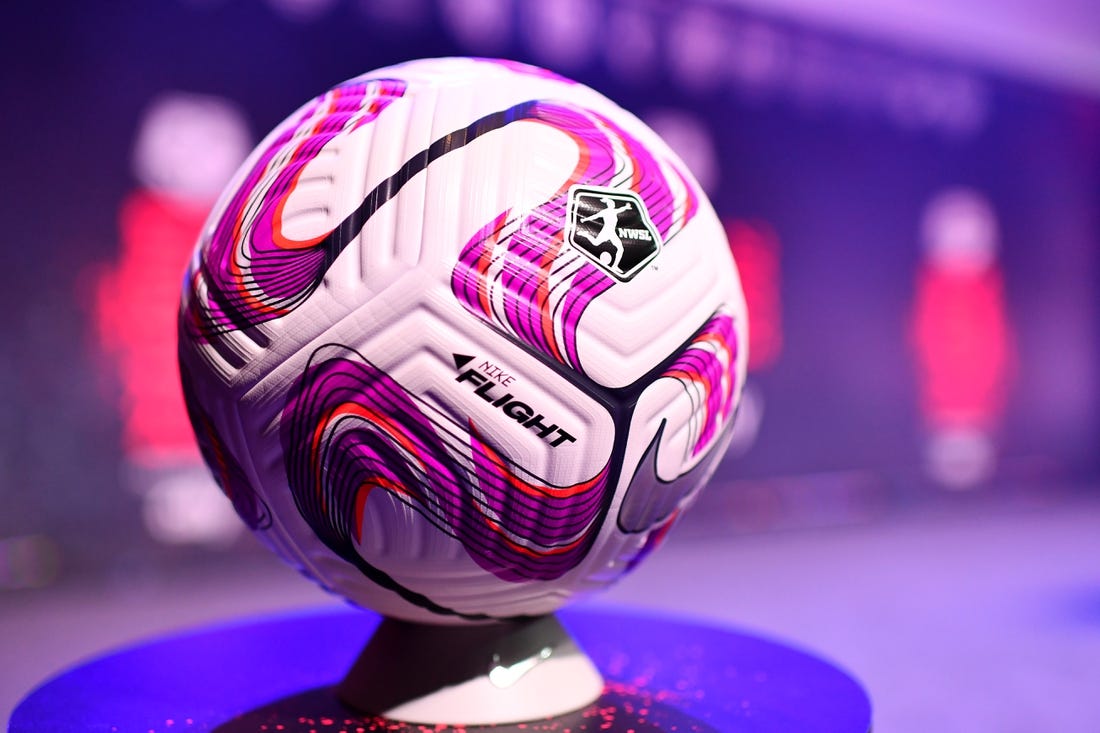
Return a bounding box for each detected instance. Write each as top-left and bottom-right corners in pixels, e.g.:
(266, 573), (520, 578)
(9, 606), (872, 732)
(337, 614), (603, 724)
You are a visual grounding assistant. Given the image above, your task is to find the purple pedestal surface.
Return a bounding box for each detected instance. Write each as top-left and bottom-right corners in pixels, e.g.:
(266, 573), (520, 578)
(10, 606), (871, 732)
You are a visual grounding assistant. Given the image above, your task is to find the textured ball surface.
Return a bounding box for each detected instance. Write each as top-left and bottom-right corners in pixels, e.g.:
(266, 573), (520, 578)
(179, 58), (747, 623)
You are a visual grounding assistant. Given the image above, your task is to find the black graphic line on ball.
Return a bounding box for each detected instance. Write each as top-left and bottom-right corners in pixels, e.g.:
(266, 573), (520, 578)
(314, 101), (544, 272)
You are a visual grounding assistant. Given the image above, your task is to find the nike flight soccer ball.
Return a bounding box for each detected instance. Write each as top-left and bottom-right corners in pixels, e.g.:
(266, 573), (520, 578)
(178, 58), (747, 623)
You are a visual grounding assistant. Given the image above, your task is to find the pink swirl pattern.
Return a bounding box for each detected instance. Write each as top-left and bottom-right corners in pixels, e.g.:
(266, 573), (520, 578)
(469, 425), (610, 582)
(451, 100), (698, 373)
(280, 345), (614, 616)
(662, 312), (739, 456)
(182, 78), (406, 339)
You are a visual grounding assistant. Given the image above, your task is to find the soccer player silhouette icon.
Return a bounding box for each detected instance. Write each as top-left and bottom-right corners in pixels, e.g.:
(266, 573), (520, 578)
(575, 196), (632, 268)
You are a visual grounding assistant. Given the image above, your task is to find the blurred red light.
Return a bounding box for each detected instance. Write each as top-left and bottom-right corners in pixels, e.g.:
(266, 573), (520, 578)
(93, 191), (207, 463)
(726, 219), (782, 371)
(911, 264), (1012, 428)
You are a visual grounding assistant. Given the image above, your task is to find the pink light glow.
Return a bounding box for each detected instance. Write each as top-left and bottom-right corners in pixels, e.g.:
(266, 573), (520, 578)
(93, 192), (207, 464)
(726, 220), (783, 372)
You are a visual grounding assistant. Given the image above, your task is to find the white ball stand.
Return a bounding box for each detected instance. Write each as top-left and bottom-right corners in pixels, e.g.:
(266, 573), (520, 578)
(337, 614), (604, 725)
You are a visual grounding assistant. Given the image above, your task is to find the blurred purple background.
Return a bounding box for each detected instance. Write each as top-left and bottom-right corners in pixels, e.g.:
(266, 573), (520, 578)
(0, 0), (1098, 730)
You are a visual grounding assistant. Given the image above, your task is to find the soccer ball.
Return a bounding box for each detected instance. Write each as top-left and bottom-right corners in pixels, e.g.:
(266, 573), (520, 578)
(178, 58), (747, 623)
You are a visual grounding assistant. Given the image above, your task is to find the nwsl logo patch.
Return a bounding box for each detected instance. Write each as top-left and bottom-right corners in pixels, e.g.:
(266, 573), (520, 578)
(566, 185), (662, 281)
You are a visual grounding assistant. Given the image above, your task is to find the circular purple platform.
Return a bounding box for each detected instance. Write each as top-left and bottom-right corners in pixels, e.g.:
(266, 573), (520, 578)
(10, 607), (871, 732)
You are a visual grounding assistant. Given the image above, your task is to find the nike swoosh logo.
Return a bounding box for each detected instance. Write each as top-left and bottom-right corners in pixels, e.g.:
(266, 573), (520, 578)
(488, 647), (553, 688)
(617, 419), (732, 534)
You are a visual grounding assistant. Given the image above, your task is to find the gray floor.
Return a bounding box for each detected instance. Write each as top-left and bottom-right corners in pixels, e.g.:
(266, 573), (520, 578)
(3, 497), (1099, 731)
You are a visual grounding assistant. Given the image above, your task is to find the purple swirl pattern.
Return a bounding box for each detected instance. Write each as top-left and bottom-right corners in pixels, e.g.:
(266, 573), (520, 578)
(614, 311), (740, 553)
(451, 100), (698, 372)
(281, 345), (466, 557)
(182, 78), (406, 339)
(662, 312), (740, 457)
(280, 345), (614, 616)
(469, 426), (610, 582)
(179, 362), (271, 530)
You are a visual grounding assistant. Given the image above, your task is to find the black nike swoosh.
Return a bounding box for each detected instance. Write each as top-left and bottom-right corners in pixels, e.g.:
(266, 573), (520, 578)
(617, 419), (733, 534)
